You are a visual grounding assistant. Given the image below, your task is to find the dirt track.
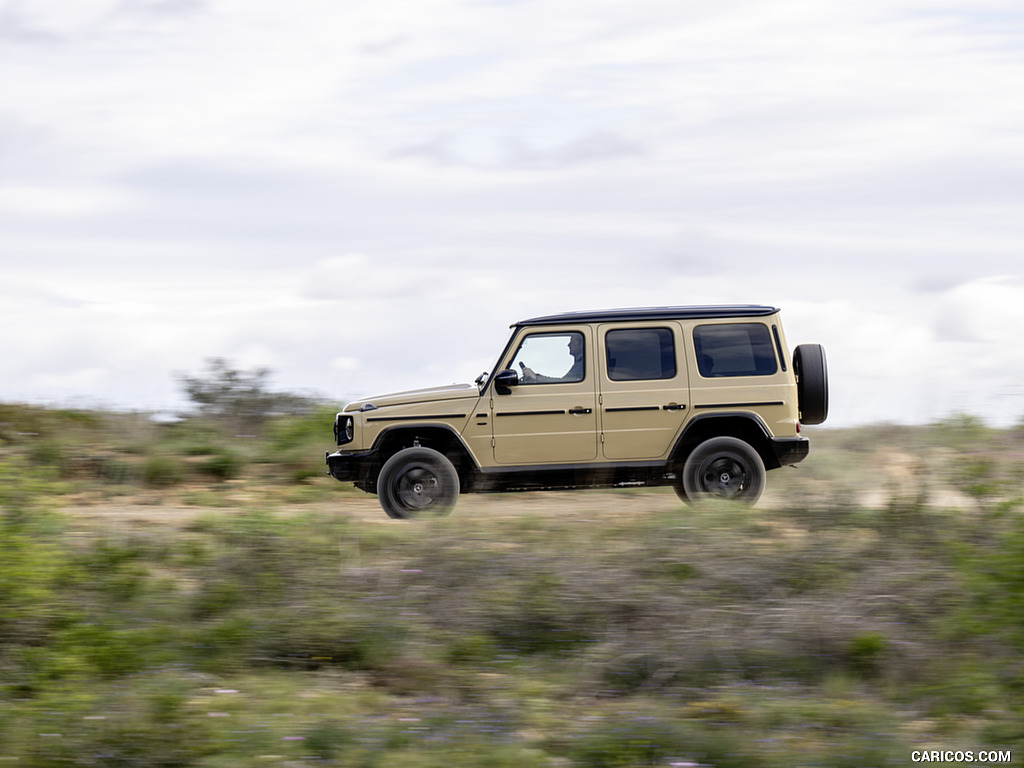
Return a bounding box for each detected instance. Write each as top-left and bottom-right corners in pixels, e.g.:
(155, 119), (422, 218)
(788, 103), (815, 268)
(56, 481), (977, 532)
(58, 487), (696, 531)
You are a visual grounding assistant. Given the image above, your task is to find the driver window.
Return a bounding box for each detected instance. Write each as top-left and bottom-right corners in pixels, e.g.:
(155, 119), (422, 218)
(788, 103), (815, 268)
(509, 332), (585, 384)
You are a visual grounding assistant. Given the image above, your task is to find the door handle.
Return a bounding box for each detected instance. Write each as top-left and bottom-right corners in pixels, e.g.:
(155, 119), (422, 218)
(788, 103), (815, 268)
(568, 407), (593, 415)
(662, 403), (686, 411)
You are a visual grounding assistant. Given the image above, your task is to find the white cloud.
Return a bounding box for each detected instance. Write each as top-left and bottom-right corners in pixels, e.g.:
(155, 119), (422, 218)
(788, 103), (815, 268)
(0, 184), (136, 217)
(932, 276), (1024, 350)
(330, 357), (362, 374)
(0, 0), (1022, 426)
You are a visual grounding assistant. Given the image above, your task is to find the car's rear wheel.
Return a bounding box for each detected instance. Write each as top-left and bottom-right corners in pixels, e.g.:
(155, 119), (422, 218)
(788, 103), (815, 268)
(682, 437), (765, 505)
(377, 447), (460, 519)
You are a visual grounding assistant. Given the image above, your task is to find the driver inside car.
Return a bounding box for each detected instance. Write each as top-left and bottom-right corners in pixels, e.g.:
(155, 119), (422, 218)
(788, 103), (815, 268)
(519, 334), (584, 383)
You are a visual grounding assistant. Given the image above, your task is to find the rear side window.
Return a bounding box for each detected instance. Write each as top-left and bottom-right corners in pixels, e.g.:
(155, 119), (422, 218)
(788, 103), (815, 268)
(606, 328), (676, 381)
(693, 323), (777, 377)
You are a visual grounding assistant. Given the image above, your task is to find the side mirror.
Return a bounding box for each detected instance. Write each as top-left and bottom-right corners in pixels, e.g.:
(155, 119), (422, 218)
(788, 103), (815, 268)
(493, 369), (519, 395)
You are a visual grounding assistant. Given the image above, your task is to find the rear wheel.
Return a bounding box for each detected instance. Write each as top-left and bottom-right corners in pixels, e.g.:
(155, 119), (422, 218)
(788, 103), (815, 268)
(377, 447), (460, 519)
(682, 437), (765, 505)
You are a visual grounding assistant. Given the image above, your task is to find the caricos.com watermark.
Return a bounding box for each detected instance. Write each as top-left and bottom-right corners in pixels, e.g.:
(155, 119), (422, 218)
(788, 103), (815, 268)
(911, 750), (1012, 764)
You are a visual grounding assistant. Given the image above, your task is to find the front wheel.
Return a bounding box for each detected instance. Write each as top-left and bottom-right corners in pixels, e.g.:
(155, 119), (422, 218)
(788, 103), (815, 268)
(672, 477), (690, 505)
(682, 437), (765, 505)
(377, 447), (460, 519)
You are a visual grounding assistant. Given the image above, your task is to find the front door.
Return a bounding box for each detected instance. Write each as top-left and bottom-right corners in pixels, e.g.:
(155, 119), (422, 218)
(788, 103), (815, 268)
(492, 327), (599, 464)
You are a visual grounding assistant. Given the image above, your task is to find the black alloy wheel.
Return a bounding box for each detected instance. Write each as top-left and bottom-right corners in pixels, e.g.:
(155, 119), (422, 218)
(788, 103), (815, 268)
(377, 447), (460, 519)
(682, 437), (766, 505)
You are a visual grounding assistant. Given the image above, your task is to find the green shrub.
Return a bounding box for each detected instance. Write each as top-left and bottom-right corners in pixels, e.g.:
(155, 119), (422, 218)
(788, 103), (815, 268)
(959, 514), (1024, 650)
(260, 405), (342, 482)
(52, 622), (170, 679)
(934, 412), (993, 449)
(920, 663), (1005, 717)
(846, 631), (889, 678)
(191, 579), (243, 619)
(446, 633), (500, 665)
(19, 675), (217, 767)
(26, 438), (66, 469)
(0, 459), (65, 650)
(187, 615), (257, 673)
(201, 449), (243, 480)
(562, 714), (740, 768)
(143, 455), (185, 487)
(97, 457), (138, 484)
(952, 454), (1007, 501)
(257, 607), (407, 672)
(303, 719), (355, 761)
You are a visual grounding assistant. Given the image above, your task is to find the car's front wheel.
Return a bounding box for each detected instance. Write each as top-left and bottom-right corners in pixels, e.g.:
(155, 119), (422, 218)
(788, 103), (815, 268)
(377, 447), (460, 519)
(681, 437), (765, 505)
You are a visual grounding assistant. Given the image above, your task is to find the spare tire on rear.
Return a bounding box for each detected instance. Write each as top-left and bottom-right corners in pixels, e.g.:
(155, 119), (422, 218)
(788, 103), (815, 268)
(793, 344), (829, 425)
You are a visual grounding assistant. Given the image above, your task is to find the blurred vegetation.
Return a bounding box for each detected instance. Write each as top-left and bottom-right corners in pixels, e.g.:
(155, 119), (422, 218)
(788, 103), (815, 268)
(0, 395), (343, 507)
(178, 357), (321, 437)
(1, 398), (1023, 765)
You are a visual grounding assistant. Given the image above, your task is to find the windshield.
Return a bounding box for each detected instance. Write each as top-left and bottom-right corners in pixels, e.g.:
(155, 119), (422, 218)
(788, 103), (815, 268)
(477, 327), (521, 390)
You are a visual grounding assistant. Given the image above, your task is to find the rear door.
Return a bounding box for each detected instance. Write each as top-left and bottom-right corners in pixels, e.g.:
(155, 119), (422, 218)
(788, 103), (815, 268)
(598, 323), (690, 460)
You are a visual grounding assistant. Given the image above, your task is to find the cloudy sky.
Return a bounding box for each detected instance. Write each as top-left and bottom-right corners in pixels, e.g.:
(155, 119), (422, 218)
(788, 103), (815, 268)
(2, 0), (1022, 427)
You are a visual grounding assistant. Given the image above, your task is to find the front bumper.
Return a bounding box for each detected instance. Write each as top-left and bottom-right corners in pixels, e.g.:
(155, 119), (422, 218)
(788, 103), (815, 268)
(325, 449), (376, 483)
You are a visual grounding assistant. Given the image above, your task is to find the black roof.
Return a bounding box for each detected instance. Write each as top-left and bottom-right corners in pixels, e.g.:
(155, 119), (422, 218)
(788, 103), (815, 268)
(514, 305), (779, 327)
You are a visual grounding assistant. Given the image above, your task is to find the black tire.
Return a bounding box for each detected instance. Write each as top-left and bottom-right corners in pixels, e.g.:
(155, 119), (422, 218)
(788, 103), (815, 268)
(672, 476), (690, 505)
(682, 437), (765, 505)
(377, 447), (460, 519)
(793, 343), (829, 425)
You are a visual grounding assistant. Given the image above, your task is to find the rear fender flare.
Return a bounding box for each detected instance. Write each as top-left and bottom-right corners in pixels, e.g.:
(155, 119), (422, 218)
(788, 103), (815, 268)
(670, 413), (778, 470)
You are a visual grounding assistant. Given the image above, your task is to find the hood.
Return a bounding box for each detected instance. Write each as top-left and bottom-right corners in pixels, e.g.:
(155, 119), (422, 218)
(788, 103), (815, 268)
(344, 383), (479, 412)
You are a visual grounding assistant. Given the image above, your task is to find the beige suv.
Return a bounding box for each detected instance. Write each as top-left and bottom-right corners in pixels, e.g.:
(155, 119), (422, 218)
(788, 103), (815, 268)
(326, 305), (828, 518)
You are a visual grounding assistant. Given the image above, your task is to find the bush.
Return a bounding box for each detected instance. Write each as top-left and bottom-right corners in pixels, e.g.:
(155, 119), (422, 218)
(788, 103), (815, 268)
(18, 675), (217, 767)
(959, 514), (1024, 651)
(0, 458), (64, 652)
(200, 449), (243, 480)
(143, 455), (184, 487)
(178, 358), (318, 436)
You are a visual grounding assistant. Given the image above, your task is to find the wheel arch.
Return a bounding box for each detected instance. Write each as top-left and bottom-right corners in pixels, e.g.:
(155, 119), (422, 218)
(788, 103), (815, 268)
(671, 413), (782, 471)
(370, 424), (479, 487)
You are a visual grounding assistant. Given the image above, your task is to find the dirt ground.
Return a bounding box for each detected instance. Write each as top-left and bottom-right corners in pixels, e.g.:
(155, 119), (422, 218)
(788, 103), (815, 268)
(56, 481), (757, 536)
(57, 487), (690, 531)
(55, 477), (977, 532)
